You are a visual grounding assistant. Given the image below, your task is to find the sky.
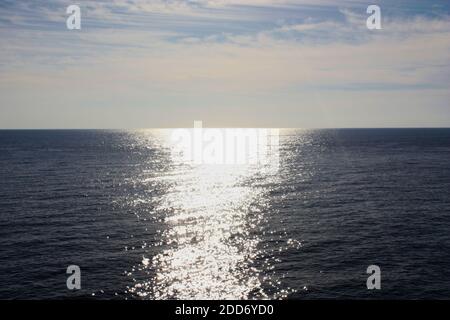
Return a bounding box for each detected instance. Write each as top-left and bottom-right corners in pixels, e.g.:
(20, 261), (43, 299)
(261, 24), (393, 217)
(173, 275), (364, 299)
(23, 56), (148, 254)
(0, 0), (449, 128)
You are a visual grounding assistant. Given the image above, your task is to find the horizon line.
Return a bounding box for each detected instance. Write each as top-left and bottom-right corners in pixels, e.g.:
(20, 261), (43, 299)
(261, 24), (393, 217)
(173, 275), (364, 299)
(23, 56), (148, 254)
(1, 127), (450, 130)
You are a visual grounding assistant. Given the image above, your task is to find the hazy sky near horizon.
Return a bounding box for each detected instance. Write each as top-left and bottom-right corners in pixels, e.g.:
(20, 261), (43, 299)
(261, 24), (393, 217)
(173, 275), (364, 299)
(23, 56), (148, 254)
(1, 0), (449, 128)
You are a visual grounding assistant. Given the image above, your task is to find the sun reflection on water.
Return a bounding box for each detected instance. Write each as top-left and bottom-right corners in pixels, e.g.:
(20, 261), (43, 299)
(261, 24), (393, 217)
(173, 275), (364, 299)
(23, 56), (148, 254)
(127, 129), (293, 299)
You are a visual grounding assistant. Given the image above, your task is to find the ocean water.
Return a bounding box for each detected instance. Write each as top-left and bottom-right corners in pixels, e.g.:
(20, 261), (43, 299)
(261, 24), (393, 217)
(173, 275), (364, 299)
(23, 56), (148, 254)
(0, 129), (450, 299)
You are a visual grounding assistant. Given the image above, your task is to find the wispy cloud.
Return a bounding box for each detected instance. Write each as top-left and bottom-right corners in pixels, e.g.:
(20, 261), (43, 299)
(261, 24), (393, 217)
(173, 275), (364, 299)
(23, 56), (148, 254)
(1, 0), (449, 128)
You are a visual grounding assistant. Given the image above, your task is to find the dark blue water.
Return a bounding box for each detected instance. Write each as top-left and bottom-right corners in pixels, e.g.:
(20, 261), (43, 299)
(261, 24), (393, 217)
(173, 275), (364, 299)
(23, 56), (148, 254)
(1, 129), (450, 299)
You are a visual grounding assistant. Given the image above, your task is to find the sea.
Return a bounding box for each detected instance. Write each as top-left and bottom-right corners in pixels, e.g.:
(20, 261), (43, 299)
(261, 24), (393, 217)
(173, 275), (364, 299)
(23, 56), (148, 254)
(0, 128), (450, 299)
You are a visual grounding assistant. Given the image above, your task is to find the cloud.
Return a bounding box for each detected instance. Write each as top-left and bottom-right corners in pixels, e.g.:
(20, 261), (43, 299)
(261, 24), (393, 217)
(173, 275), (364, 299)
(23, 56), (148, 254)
(1, 0), (450, 127)
(3, 12), (449, 91)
